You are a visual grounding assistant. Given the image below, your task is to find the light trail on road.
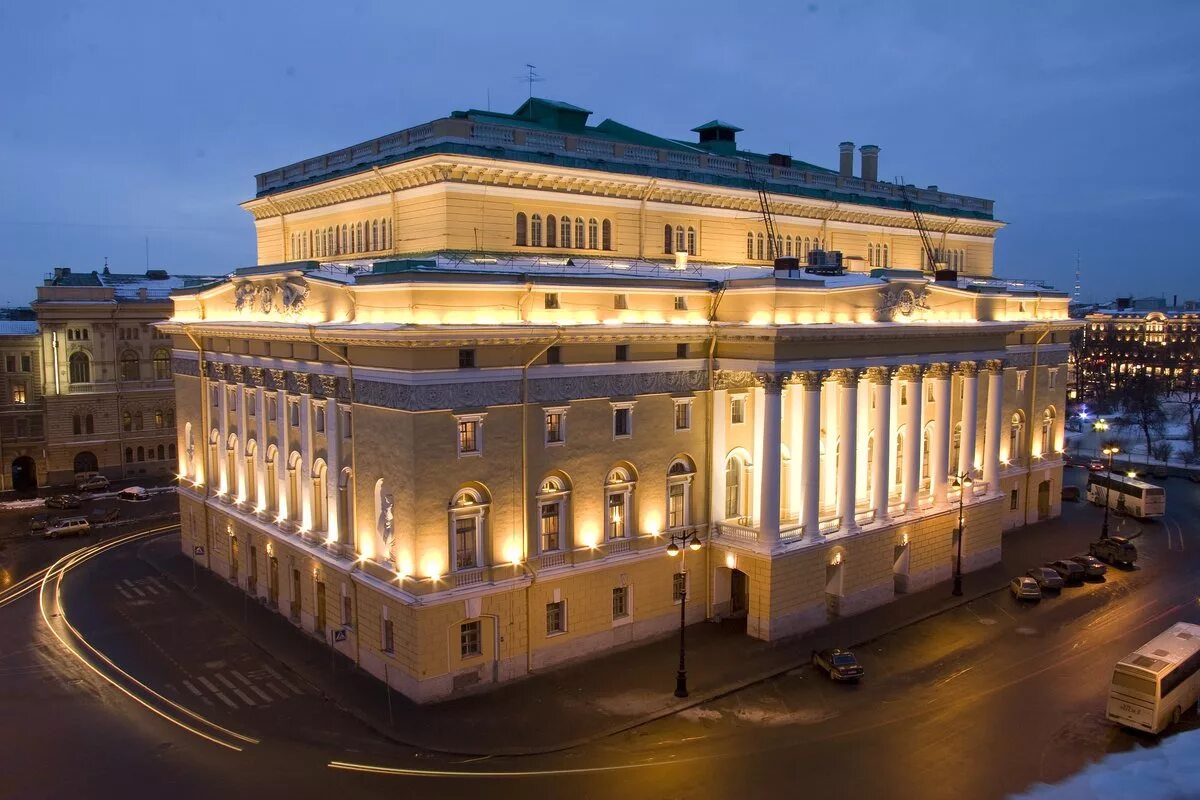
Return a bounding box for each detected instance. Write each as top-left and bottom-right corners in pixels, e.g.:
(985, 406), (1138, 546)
(35, 524), (261, 752)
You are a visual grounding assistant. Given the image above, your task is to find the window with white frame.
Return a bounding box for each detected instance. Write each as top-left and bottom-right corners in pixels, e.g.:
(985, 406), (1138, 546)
(546, 601), (565, 635)
(611, 401), (635, 439)
(604, 467), (634, 539)
(1048, 368), (1058, 390)
(460, 620), (481, 658)
(730, 394), (746, 425)
(449, 487), (486, 570)
(544, 407), (567, 446)
(455, 413), (484, 456)
(667, 458), (695, 530)
(612, 586), (630, 621)
(1016, 370), (1028, 392)
(673, 398), (693, 431)
(537, 476), (569, 553)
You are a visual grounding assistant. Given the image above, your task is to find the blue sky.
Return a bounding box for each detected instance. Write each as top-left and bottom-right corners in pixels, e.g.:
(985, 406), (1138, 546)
(2, 0), (1197, 305)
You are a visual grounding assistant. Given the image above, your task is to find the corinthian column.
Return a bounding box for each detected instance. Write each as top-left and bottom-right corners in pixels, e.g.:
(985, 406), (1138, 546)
(927, 363), (952, 504)
(958, 361), (979, 478)
(900, 365), (922, 511)
(982, 360), (1005, 490)
(757, 374), (784, 546)
(798, 371), (823, 538)
(868, 367), (891, 522)
(834, 369), (859, 531)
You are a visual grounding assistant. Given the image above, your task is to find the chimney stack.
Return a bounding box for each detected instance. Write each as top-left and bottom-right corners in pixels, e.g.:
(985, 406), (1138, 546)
(838, 142), (854, 177)
(859, 145), (880, 182)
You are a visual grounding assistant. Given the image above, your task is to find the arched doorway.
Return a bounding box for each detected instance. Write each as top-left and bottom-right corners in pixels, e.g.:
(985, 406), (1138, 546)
(1037, 480), (1051, 520)
(11, 456), (36, 492)
(73, 451), (98, 474)
(713, 564), (749, 631)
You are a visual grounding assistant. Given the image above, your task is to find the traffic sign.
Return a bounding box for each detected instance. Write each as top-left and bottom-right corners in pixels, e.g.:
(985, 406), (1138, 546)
(193, 545), (206, 556)
(333, 628), (348, 643)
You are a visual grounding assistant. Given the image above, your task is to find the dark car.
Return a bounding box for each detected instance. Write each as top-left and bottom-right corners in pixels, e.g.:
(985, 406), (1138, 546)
(45, 494), (82, 509)
(29, 513), (52, 533)
(1027, 566), (1065, 591)
(87, 507), (120, 524)
(1047, 559), (1086, 585)
(1090, 536), (1138, 567)
(1061, 485), (1081, 502)
(812, 648), (864, 682)
(1069, 554), (1107, 578)
(1088, 461), (1106, 472)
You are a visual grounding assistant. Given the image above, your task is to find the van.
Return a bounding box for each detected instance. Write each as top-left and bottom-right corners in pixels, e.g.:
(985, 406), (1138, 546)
(45, 516), (90, 539)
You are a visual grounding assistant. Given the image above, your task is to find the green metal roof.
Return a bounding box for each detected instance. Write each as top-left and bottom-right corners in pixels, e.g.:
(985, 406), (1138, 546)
(691, 120), (743, 132)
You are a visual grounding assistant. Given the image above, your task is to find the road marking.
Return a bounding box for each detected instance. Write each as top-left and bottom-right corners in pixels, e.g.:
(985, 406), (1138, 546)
(230, 670), (252, 686)
(231, 688), (256, 706)
(266, 683), (289, 700)
(148, 577), (170, 593)
(142, 582), (161, 596)
(197, 676), (221, 693)
(116, 586), (134, 600)
(214, 673), (237, 690)
(182, 680), (202, 696)
(260, 662), (303, 694)
(247, 684), (273, 703)
(213, 692), (238, 710)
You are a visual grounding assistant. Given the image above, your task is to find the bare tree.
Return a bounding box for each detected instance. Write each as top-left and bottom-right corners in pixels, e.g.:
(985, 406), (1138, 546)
(1151, 441), (1174, 467)
(1120, 371), (1168, 467)
(1168, 372), (1200, 452)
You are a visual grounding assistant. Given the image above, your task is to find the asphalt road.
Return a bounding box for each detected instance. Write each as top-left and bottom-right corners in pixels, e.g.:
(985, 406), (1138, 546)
(2, 472), (1198, 800)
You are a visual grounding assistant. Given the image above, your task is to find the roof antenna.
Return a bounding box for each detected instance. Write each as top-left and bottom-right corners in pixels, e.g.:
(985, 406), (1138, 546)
(521, 64), (543, 113)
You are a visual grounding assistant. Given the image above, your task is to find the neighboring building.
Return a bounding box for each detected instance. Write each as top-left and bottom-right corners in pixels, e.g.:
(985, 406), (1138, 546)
(1075, 307), (1200, 403)
(167, 99), (1075, 702)
(0, 308), (46, 490)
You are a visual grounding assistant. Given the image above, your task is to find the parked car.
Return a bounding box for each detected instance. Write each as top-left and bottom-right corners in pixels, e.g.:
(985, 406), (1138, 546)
(1027, 566), (1065, 591)
(87, 507), (120, 524)
(1088, 461), (1106, 472)
(1090, 536), (1138, 567)
(73, 471), (103, 490)
(1047, 559), (1086, 585)
(45, 494), (81, 509)
(29, 513), (51, 533)
(117, 486), (150, 502)
(1069, 553), (1108, 578)
(1010, 576), (1042, 601)
(1151, 465), (1169, 479)
(77, 475), (109, 492)
(1061, 485), (1081, 502)
(45, 516), (90, 539)
(811, 648), (864, 682)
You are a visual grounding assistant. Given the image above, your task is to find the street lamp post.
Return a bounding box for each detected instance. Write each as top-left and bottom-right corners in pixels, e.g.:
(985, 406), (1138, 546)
(1101, 445), (1120, 539)
(666, 529), (702, 698)
(951, 472), (973, 597)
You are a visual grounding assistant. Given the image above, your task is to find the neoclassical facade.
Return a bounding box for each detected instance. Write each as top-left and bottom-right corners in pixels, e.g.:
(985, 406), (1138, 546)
(168, 99), (1075, 701)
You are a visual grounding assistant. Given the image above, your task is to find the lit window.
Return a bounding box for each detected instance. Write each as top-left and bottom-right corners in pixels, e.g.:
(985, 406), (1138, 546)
(545, 408), (566, 445)
(545, 293), (560, 310)
(546, 601), (565, 635)
(11, 384), (25, 404)
(612, 587), (629, 620)
(460, 621), (481, 658)
(457, 418), (481, 455)
(730, 396), (746, 425)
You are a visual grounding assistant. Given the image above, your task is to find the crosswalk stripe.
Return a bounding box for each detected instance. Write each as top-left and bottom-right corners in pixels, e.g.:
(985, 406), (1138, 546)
(213, 692), (238, 710)
(280, 678), (303, 695)
(143, 583), (161, 595)
(231, 688), (256, 706)
(266, 682), (289, 700)
(215, 673), (237, 690)
(200, 696), (214, 707)
(129, 585), (145, 598)
(230, 670), (253, 686)
(197, 676), (220, 693)
(248, 684), (273, 703)
(116, 586), (134, 600)
(182, 680), (202, 696)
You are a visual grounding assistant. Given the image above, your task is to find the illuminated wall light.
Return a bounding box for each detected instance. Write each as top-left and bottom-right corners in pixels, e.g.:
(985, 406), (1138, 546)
(502, 540), (522, 566)
(643, 512), (661, 536)
(398, 556), (414, 577)
(724, 552), (737, 570)
(831, 552), (843, 566)
(420, 553), (444, 582)
(579, 524), (601, 549)
(749, 311), (771, 327)
(901, 533), (909, 546)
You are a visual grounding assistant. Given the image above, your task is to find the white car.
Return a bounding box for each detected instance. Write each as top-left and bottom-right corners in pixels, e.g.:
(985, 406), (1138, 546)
(45, 516), (90, 539)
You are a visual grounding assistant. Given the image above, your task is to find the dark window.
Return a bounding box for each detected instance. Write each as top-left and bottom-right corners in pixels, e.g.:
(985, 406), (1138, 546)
(20, 355), (30, 372)
(615, 344), (628, 362)
(674, 296), (687, 311)
(382, 617), (394, 652)
(546, 215), (557, 248)
(545, 293), (560, 310)
(73, 415), (81, 435)
(515, 213), (528, 247)
(458, 349), (476, 369)
(664, 225), (673, 255)
(676, 343), (688, 359)
(1010, 489), (1019, 510)
(460, 620), (482, 658)
(612, 587), (629, 620)
(613, 407), (631, 437)
(614, 294), (628, 310)
(546, 346), (561, 365)
(4, 356), (13, 372)
(546, 601), (565, 635)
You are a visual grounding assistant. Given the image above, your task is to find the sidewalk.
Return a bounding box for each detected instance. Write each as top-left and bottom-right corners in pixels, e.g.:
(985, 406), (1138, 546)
(140, 493), (1104, 757)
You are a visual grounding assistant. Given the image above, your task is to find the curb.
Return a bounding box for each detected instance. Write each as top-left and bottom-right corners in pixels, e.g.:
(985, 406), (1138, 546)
(139, 530), (1010, 757)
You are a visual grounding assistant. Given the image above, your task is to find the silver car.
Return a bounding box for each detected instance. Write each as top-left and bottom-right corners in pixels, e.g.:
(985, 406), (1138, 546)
(1069, 554), (1107, 578)
(1010, 576), (1042, 601)
(1027, 566), (1064, 591)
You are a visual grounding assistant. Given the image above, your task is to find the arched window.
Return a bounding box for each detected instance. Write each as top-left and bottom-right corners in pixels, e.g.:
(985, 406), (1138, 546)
(537, 475), (571, 553)
(746, 232), (755, 260)
(665, 225), (674, 255)
(588, 218), (599, 250)
(602, 219), (613, 251)
(355, 222), (364, 253)
(785, 236), (793, 257)
(312, 459), (328, 532)
(327, 227), (334, 255)
(531, 214), (543, 247)
(340, 224), (348, 254)
(951, 423), (962, 477)
(156, 444), (165, 461)
(1040, 408), (1055, 455)
(265, 445), (279, 513)
(371, 220), (379, 251)
(687, 227), (696, 256)
(155, 409), (164, 428)
(724, 453), (748, 520)
(120, 351), (140, 381)
(667, 457), (695, 530)
(674, 226), (685, 254)
(382, 219), (391, 250)
(169, 443), (177, 461)
(882, 244), (889, 267)
(244, 440), (257, 505)
(574, 218), (585, 249)
(287, 451), (302, 522)
(921, 426), (932, 489)
(86, 414), (93, 434)
(1009, 412), (1025, 461)
(756, 233), (765, 261)
(560, 215), (572, 248)
(165, 408), (175, 427)
(515, 212), (528, 246)
(449, 486), (489, 570)
(868, 244), (875, 267)
(125, 447), (133, 463)
(775, 236), (783, 259)
(865, 434), (875, 494)
(605, 467), (635, 539)
(153, 349), (171, 380)
(68, 352), (90, 384)
(122, 411), (132, 432)
(546, 215), (557, 248)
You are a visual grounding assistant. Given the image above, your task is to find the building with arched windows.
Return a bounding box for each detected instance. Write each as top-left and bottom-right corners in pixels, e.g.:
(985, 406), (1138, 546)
(169, 100), (1077, 704)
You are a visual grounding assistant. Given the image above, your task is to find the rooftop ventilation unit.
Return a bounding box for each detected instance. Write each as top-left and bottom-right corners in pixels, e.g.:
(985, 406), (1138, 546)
(804, 250), (845, 276)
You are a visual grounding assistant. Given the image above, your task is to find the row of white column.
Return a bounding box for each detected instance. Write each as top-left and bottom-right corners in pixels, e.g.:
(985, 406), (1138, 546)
(711, 364), (1005, 548)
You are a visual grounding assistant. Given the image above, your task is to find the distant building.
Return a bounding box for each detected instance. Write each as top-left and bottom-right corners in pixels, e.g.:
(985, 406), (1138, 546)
(0, 308), (45, 490)
(1075, 307), (1200, 403)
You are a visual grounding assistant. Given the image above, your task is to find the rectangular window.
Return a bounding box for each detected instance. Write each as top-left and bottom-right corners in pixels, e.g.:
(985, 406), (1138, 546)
(248, 392), (256, 416)
(614, 294), (628, 310)
(342, 592), (352, 628)
(460, 620), (482, 658)
(546, 601), (565, 635)
(268, 397), (277, 421)
(1010, 489), (1019, 511)
(455, 517), (478, 570)
(674, 296), (688, 311)
(1048, 369), (1058, 390)
(731, 396), (746, 425)
(926, 385), (934, 402)
(674, 401), (691, 431)
(289, 401), (299, 427)
(673, 572), (687, 603)
(342, 409), (352, 438)
(668, 483), (686, 529)
(382, 617), (394, 653)
(612, 587), (629, 620)
(545, 411), (564, 444)
(4, 356), (13, 373)
(20, 355), (30, 372)
(900, 384), (908, 406)
(546, 346), (561, 365)
(11, 384), (26, 404)
(615, 344), (629, 362)
(540, 503), (561, 552)
(458, 420), (479, 454)
(315, 408), (325, 433)
(459, 348), (476, 369)
(676, 343), (688, 359)
(608, 492), (626, 538)
(545, 293), (560, 310)
(613, 407), (631, 438)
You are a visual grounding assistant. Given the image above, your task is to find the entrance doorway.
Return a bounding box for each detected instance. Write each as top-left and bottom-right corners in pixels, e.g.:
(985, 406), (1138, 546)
(73, 451), (98, 475)
(729, 569), (749, 617)
(1037, 480), (1051, 520)
(316, 581), (327, 635)
(230, 536), (240, 583)
(893, 542), (910, 594)
(11, 456), (36, 492)
(268, 557), (279, 607)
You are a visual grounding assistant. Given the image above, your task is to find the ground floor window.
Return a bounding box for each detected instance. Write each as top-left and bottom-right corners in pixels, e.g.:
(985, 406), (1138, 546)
(460, 620), (481, 658)
(612, 587), (629, 620)
(546, 601), (565, 635)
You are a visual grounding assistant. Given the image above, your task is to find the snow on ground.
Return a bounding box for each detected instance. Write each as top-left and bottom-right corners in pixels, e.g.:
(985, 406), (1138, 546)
(1013, 729), (1200, 799)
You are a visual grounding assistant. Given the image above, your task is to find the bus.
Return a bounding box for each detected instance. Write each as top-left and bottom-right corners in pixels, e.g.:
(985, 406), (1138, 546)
(1107, 622), (1200, 733)
(1086, 473), (1165, 519)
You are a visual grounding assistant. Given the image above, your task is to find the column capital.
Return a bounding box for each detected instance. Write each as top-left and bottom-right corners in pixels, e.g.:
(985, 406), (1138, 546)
(895, 364), (923, 382)
(318, 374), (340, 397)
(956, 360), (979, 377)
(294, 373), (312, 395)
(267, 369), (287, 390)
(984, 358), (1005, 374)
(789, 370), (825, 389)
(865, 366), (892, 385)
(713, 369), (759, 391)
(924, 362), (952, 380)
(248, 366), (266, 387)
(830, 368), (860, 387)
(759, 372), (787, 392)
(230, 364), (245, 384)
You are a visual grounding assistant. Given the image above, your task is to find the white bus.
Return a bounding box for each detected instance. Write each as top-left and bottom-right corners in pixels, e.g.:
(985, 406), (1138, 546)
(1107, 622), (1200, 733)
(1086, 473), (1165, 519)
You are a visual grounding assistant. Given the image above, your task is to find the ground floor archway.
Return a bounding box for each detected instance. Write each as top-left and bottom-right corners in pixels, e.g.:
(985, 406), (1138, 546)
(1037, 480), (1051, 520)
(713, 566), (750, 630)
(11, 456), (36, 492)
(73, 451), (99, 474)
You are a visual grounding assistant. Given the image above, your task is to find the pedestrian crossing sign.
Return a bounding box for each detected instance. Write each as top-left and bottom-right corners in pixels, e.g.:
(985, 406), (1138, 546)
(193, 545), (206, 556)
(333, 628), (348, 643)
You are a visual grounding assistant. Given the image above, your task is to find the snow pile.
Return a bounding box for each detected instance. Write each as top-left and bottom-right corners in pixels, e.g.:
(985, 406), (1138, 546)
(1014, 729), (1200, 799)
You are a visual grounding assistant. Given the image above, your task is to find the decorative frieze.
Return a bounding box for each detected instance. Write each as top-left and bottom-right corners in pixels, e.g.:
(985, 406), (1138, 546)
(713, 370), (761, 391)
(293, 373), (312, 395)
(318, 374), (340, 398)
(530, 370), (707, 405)
(248, 367), (266, 387)
(356, 378), (522, 412)
(230, 364), (245, 384)
(267, 369), (287, 390)
(172, 357), (200, 378)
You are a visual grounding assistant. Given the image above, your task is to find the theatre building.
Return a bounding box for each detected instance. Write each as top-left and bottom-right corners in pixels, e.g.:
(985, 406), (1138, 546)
(166, 98), (1075, 701)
